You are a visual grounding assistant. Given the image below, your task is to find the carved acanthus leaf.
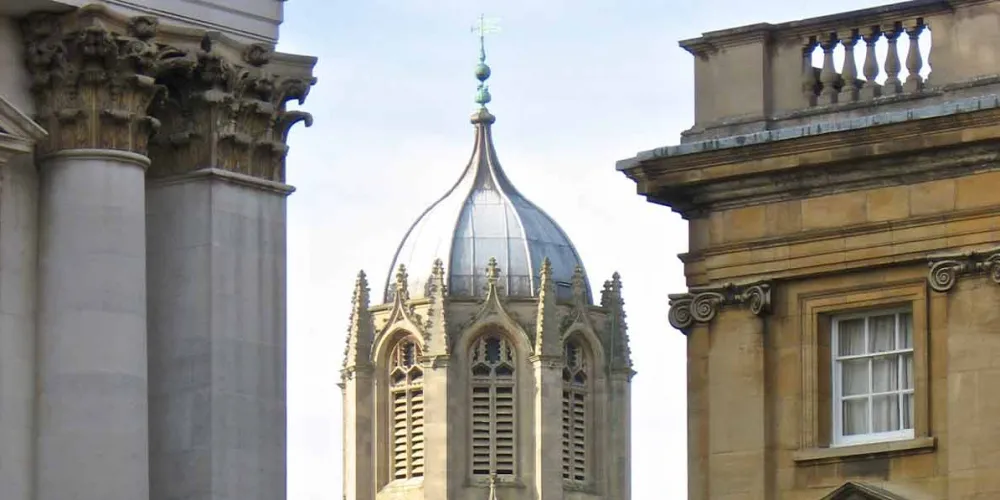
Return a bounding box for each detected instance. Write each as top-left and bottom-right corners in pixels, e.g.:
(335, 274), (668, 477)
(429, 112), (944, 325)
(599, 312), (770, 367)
(927, 246), (1000, 293)
(668, 281), (772, 334)
(149, 34), (316, 182)
(22, 7), (164, 155)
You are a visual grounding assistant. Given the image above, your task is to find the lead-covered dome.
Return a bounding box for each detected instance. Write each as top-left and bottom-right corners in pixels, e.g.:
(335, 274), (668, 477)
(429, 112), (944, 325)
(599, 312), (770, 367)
(384, 59), (589, 303)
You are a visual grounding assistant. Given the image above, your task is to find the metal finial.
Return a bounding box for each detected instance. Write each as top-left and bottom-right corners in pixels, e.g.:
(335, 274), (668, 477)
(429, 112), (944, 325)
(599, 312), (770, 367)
(471, 15), (500, 108)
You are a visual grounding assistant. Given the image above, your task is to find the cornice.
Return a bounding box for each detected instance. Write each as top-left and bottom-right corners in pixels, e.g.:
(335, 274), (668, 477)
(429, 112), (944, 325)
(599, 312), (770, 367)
(927, 246), (1000, 292)
(624, 100), (1000, 217)
(668, 281), (772, 334)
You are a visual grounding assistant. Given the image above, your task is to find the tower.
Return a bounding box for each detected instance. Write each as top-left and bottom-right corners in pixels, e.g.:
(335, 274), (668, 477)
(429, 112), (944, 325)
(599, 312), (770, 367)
(340, 31), (634, 500)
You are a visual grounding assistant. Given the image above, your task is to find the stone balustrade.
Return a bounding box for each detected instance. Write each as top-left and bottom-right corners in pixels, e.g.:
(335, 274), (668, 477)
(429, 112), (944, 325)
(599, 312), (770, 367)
(679, 0), (1000, 142)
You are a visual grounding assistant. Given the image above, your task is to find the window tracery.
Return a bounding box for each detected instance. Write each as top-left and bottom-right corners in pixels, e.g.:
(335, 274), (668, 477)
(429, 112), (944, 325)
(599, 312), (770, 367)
(388, 338), (424, 480)
(469, 333), (517, 478)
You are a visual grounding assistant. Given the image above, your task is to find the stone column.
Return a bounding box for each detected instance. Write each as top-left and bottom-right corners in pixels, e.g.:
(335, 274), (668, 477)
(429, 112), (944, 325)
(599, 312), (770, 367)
(706, 309), (767, 500)
(0, 91), (47, 500)
(22, 9), (161, 500)
(929, 252), (1000, 499)
(668, 282), (771, 500)
(144, 35), (315, 500)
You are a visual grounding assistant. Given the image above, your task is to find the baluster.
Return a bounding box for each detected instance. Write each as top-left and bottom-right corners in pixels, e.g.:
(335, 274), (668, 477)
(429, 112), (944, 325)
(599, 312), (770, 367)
(860, 26), (882, 100)
(904, 19), (926, 93)
(819, 32), (840, 105)
(840, 29), (861, 103)
(883, 22), (903, 95)
(802, 37), (819, 106)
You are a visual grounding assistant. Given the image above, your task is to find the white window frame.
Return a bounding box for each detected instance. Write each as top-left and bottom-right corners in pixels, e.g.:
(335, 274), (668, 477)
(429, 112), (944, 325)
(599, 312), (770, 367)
(831, 307), (915, 447)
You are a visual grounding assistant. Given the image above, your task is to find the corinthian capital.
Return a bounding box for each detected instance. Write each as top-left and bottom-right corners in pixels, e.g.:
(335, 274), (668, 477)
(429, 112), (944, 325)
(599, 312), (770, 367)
(667, 281), (772, 334)
(148, 35), (316, 182)
(927, 247), (1000, 293)
(22, 6), (164, 155)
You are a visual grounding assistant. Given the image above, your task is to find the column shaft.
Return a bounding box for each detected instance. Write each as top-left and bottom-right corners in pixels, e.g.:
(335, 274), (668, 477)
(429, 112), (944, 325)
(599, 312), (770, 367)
(35, 149), (150, 500)
(147, 171), (290, 500)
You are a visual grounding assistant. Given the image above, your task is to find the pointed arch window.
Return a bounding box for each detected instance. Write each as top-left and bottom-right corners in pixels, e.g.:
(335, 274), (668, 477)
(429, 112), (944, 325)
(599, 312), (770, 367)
(562, 339), (589, 483)
(389, 338), (424, 480)
(469, 334), (517, 478)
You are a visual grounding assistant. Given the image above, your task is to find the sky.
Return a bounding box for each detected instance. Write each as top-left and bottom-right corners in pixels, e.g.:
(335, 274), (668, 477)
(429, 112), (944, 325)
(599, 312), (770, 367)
(275, 0), (899, 498)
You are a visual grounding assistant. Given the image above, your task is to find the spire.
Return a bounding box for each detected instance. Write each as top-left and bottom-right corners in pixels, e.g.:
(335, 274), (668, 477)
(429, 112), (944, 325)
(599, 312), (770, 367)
(343, 270), (374, 373)
(471, 14), (499, 125)
(535, 257), (559, 357)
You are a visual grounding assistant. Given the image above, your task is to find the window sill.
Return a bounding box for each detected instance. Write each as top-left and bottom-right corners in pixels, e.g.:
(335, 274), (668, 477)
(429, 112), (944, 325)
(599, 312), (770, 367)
(793, 436), (936, 465)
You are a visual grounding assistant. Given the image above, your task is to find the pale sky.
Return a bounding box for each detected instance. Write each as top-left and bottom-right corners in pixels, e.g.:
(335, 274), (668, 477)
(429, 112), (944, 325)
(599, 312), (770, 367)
(276, 1), (895, 498)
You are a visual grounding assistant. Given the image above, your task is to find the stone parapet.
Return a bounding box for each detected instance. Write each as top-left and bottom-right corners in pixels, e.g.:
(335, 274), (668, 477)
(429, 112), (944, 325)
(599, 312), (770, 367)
(671, 0), (1000, 143)
(20, 3), (316, 181)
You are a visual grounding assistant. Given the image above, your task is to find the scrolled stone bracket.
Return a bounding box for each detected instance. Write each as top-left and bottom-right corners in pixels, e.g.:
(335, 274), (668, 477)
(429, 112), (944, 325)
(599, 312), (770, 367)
(927, 246), (1000, 293)
(667, 281), (772, 334)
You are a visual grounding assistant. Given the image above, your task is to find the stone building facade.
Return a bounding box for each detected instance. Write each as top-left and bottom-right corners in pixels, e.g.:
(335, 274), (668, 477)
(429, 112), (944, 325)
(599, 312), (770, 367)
(0, 1), (315, 500)
(340, 53), (634, 500)
(618, 0), (1000, 499)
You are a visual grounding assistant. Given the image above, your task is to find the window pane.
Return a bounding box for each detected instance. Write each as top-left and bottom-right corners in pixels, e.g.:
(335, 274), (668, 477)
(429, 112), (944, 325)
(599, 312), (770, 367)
(872, 356), (899, 393)
(843, 398), (869, 436)
(902, 393), (914, 430)
(869, 315), (896, 353)
(899, 313), (913, 349)
(902, 353), (913, 390)
(841, 359), (869, 396)
(838, 318), (866, 356)
(872, 394), (900, 432)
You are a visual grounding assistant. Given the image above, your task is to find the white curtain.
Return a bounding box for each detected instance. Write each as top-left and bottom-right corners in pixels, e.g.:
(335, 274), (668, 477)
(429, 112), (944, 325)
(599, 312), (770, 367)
(839, 318), (868, 436)
(839, 313), (915, 438)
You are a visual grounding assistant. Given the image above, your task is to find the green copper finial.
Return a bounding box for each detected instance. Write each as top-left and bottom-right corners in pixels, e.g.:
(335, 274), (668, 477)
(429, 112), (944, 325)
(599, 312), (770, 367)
(471, 15), (500, 108)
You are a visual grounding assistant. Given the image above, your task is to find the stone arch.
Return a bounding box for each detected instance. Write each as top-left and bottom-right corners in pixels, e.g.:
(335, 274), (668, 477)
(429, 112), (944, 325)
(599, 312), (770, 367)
(562, 326), (607, 376)
(372, 325), (425, 369)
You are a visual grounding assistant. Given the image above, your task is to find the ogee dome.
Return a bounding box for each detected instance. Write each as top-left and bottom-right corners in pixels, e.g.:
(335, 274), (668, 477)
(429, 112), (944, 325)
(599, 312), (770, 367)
(384, 53), (590, 303)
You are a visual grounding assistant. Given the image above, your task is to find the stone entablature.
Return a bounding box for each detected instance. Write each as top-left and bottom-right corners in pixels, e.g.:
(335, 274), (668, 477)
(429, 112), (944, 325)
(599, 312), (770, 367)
(21, 3), (315, 181)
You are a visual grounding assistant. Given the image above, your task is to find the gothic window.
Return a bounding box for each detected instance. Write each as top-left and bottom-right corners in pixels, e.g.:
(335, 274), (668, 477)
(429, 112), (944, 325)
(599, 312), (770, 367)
(389, 338), (424, 480)
(832, 309), (914, 446)
(469, 333), (516, 478)
(562, 338), (588, 482)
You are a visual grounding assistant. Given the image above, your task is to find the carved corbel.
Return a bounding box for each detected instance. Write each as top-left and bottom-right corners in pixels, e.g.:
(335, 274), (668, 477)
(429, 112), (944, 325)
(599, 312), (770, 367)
(668, 281), (772, 333)
(927, 247), (1000, 293)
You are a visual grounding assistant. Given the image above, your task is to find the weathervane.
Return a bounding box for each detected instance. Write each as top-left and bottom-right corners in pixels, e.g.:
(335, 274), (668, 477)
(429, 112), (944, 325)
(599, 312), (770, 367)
(470, 15), (501, 109)
(471, 14), (501, 63)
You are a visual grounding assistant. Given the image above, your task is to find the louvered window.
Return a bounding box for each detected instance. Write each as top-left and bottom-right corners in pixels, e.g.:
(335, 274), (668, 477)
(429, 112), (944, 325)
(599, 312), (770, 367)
(469, 334), (517, 478)
(562, 340), (588, 483)
(389, 339), (424, 480)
